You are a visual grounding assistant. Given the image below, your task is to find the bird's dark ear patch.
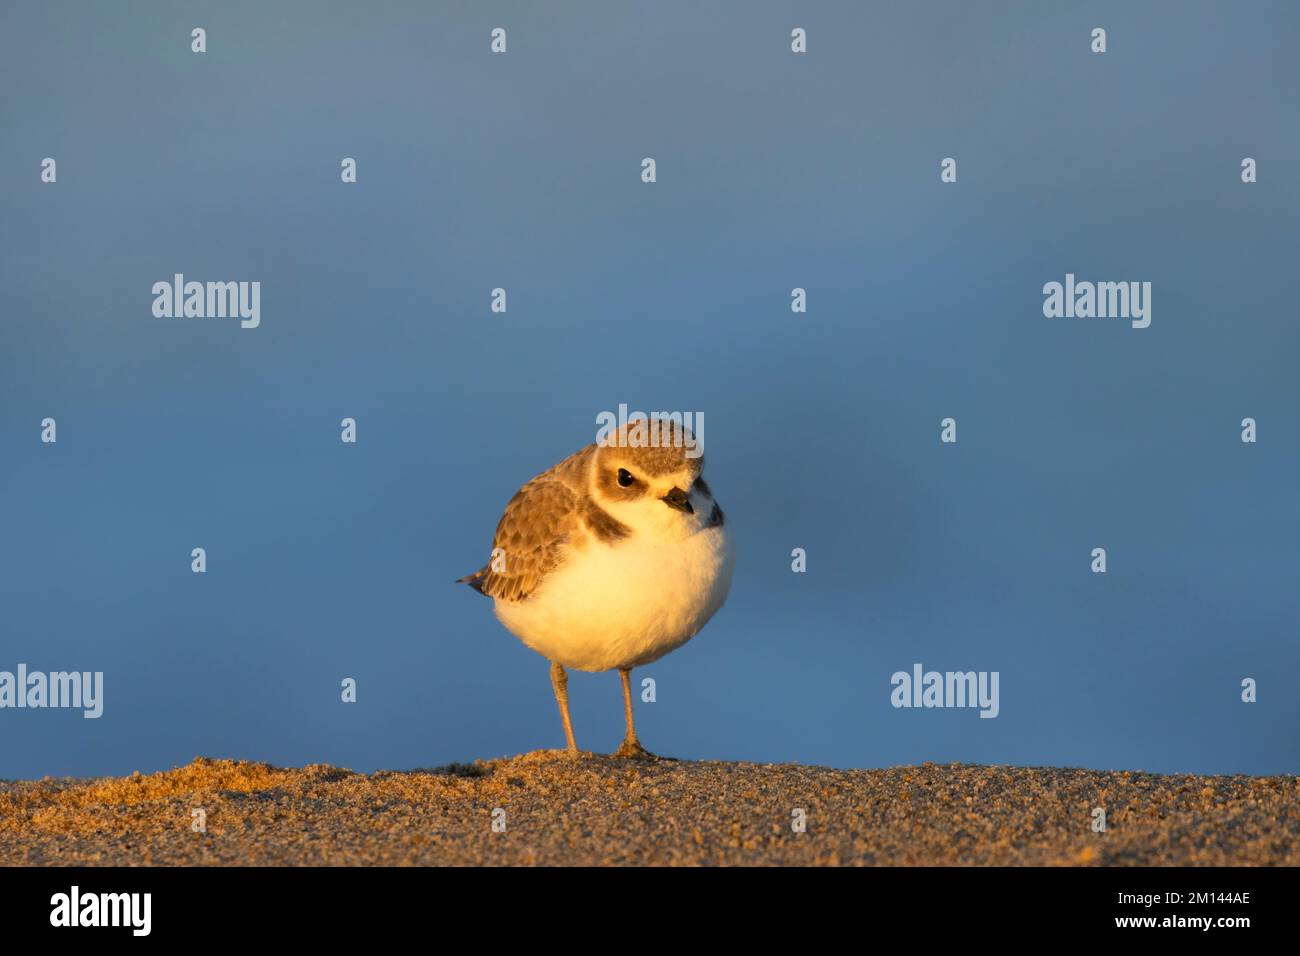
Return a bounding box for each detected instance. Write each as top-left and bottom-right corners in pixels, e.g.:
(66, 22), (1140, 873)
(693, 476), (712, 498)
(585, 500), (631, 542)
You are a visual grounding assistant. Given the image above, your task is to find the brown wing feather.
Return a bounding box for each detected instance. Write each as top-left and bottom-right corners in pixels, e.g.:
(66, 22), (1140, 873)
(459, 446), (626, 603)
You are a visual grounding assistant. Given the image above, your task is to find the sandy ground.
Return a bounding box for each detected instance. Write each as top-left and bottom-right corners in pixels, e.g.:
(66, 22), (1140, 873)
(2, 752), (1296, 865)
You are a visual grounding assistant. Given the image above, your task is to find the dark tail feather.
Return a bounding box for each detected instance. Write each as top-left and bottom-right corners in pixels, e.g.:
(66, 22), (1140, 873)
(456, 568), (489, 595)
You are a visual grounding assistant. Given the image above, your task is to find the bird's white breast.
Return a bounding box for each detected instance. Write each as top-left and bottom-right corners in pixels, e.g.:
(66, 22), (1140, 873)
(494, 525), (733, 672)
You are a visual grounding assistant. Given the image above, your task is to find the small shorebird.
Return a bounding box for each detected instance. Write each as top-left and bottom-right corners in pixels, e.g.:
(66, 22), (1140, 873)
(459, 420), (733, 758)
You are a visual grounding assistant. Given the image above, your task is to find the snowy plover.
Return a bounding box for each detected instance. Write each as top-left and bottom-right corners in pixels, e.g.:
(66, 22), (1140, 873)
(459, 419), (733, 758)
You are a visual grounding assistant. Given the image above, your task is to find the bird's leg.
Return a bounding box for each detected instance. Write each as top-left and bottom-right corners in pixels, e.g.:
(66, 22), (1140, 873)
(549, 661), (579, 754)
(612, 668), (656, 759)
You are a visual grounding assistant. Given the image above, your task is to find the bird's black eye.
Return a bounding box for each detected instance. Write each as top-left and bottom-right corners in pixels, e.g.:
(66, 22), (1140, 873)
(617, 468), (635, 487)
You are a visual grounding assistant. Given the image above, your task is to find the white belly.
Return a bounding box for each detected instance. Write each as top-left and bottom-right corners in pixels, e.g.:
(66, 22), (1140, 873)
(494, 526), (733, 672)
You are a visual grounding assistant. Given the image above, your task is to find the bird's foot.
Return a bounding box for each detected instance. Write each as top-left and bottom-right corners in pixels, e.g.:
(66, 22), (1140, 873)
(612, 739), (659, 761)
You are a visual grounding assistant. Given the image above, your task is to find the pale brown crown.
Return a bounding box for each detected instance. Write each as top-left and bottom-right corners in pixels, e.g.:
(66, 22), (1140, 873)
(594, 419), (702, 475)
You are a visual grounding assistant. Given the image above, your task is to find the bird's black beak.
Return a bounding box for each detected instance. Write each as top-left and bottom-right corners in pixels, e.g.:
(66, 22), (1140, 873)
(661, 487), (694, 514)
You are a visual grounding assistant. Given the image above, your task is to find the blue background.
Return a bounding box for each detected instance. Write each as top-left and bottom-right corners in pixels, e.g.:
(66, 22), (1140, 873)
(2, 1), (1297, 779)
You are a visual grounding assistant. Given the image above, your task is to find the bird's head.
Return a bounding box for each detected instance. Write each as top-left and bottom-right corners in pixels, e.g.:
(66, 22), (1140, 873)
(591, 419), (721, 541)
